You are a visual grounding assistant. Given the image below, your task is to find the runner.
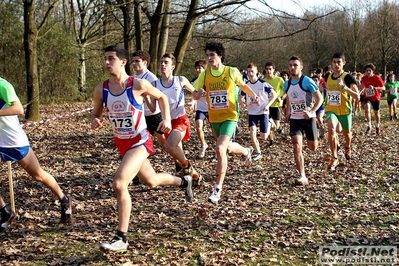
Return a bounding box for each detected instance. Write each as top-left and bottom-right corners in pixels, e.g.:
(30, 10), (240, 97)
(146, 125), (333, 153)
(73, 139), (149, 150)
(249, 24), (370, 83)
(193, 41), (259, 204)
(151, 53), (202, 186)
(284, 56), (323, 185)
(311, 75), (326, 138)
(0, 78), (72, 231)
(239, 62), (277, 160)
(131, 50), (165, 147)
(264, 62), (285, 144)
(188, 59), (216, 158)
(385, 73), (398, 120)
(323, 53), (359, 170)
(92, 46), (193, 252)
(360, 63), (385, 135)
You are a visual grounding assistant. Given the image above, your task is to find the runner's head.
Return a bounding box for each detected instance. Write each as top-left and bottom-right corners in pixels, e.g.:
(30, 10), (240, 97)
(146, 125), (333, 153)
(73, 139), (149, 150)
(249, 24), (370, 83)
(288, 56), (303, 77)
(247, 62), (258, 80)
(132, 50), (151, 74)
(160, 53), (176, 75)
(331, 53), (346, 73)
(205, 42), (225, 67)
(364, 63), (376, 78)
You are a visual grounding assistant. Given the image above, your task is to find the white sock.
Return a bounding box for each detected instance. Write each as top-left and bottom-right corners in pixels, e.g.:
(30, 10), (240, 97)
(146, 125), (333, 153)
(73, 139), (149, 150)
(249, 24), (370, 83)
(215, 184), (222, 191)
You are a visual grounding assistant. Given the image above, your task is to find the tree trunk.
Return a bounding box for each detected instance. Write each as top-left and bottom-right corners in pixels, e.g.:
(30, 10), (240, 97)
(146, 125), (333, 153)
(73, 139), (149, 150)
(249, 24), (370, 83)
(78, 46), (86, 93)
(121, 1), (133, 75)
(24, 0), (40, 121)
(157, 0), (171, 62)
(134, 0), (143, 51)
(148, 0), (165, 74)
(173, 0), (200, 74)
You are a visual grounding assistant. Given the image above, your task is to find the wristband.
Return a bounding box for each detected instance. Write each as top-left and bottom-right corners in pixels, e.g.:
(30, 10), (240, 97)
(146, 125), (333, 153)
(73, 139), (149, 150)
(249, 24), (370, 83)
(341, 84), (346, 89)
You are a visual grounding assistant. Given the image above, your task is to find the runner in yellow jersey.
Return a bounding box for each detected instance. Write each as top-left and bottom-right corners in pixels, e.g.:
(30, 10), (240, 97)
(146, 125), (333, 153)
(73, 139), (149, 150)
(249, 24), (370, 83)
(193, 41), (259, 204)
(324, 53), (359, 170)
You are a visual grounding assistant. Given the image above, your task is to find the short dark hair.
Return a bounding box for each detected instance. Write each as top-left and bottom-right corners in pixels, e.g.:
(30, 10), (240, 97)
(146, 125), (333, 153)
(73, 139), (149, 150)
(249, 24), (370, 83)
(332, 52), (346, 61)
(280, 70), (289, 77)
(205, 42), (225, 63)
(132, 50), (151, 65)
(104, 45), (128, 61)
(289, 56), (303, 65)
(161, 53), (176, 65)
(194, 59), (207, 69)
(364, 63), (376, 71)
(264, 62), (275, 69)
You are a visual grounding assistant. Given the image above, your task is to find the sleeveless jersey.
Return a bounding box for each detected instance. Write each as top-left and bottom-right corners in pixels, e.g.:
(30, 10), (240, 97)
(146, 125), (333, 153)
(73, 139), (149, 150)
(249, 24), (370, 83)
(0, 78), (30, 148)
(244, 78), (273, 115)
(285, 76), (314, 120)
(155, 76), (185, 120)
(134, 70), (160, 116)
(324, 72), (352, 115)
(204, 66), (240, 122)
(102, 77), (148, 145)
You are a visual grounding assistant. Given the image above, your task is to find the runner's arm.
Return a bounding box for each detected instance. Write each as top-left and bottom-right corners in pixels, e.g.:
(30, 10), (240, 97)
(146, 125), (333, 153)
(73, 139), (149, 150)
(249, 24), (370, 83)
(91, 84), (105, 130)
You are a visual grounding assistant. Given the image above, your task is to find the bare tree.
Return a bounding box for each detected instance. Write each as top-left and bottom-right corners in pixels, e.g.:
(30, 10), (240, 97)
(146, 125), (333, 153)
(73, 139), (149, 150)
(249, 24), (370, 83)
(24, 0), (62, 120)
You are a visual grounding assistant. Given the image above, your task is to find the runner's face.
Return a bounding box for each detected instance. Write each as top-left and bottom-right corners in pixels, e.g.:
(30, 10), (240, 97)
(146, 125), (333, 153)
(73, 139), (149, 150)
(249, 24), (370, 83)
(365, 68), (374, 78)
(332, 58), (345, 72)
(132, 56), (146, 73)
(195, 66), (204, 76)
(160, 57), (174, 75)
(389, 75), (395, 82)
(247, 67), (257, 79)
(104, 51), (125, 75)
(264, 66), (274, 78)
(288, 60), (302, 77)
(205, 50), (222, 67)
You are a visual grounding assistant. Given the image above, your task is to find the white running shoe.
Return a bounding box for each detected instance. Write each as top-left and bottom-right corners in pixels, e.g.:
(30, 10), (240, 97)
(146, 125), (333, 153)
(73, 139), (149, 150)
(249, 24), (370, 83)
(183, 175), (193, 202)
(100, 237), (128, 252)
(252, 152), (263, 161)
(295, 176), (309, 186)
(242, 147), (254, 166)
(208, 188), (221, 204)
(198, 143), (208, 159)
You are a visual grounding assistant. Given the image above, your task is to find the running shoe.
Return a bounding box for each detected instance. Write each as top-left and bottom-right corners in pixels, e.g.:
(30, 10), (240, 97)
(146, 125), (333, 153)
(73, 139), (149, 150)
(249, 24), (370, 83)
(252, 152), (263, 161)
(376, 127), (381, 135)
(100, 236), (128, 252)
(198, 143), (208, 159)
(182, 175), (193, 202)
(295, 176), (309, 186)
(241, 147), (254, 166)
(328, 157), (339, 171)
(365, 126), (371, 135)
(60, 194), (72, 224)
(0, 211), (16, 232)
(208, 188), (221, 204)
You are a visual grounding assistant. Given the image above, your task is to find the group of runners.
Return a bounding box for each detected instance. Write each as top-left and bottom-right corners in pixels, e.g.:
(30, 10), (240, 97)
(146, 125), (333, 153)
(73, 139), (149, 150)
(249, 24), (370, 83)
(0, 41), (397, 253)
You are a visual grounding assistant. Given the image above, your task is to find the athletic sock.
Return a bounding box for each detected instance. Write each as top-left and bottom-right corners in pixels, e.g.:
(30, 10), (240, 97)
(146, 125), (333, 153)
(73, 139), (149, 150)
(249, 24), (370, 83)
(116, 230), (127, 243)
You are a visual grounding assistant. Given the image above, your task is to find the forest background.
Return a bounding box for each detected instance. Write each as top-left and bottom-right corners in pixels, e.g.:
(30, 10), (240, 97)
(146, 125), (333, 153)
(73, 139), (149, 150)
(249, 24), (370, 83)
(0, 0), (398, 119)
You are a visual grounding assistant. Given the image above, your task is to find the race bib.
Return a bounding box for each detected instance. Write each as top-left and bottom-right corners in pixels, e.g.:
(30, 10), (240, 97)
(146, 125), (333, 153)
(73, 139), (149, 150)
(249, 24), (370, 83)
(390, 87), (397, 95)
(108, 111), (135, 137)
(290, 99), (306, 115)
(365, 88), (375, 97)
(209, 90), (228, 110)
(327, 91), (341, 106)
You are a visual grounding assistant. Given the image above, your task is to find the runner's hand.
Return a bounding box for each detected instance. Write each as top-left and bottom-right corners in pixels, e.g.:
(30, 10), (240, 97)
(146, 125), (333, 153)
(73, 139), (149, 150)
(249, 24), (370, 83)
(157, 120), (171, 134)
